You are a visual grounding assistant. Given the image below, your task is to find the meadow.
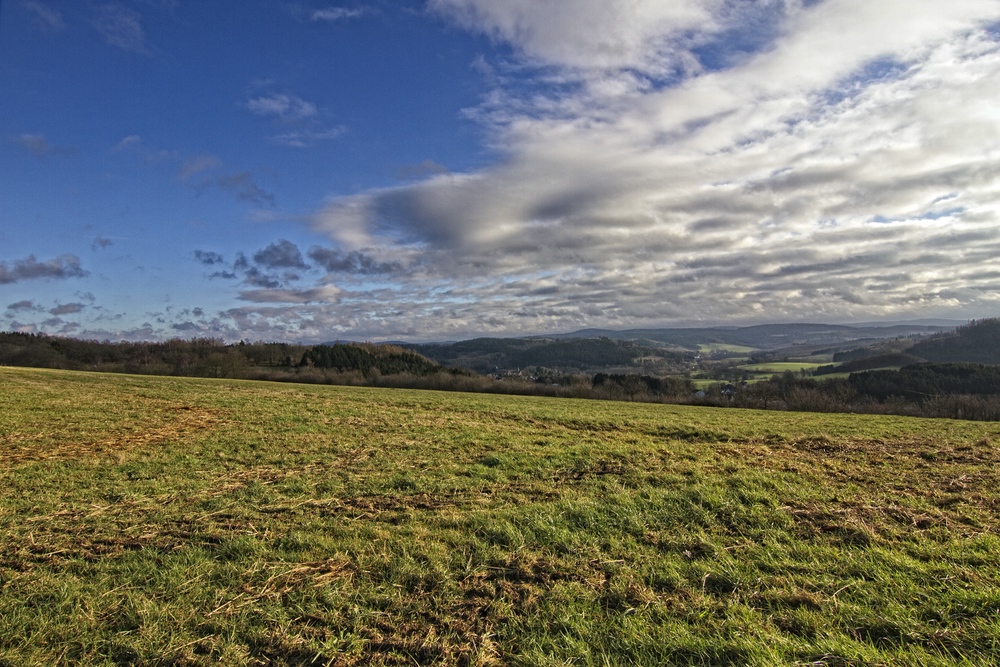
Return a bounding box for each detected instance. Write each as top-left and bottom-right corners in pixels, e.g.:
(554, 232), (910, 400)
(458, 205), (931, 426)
(2, 367), (999, 666)
(738, 363), (829, 375)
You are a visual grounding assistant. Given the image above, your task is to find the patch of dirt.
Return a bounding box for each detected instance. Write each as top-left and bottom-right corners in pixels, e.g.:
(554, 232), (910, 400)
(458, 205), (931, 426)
(781, 498), (994, 544)
(0, 405), (226, 465)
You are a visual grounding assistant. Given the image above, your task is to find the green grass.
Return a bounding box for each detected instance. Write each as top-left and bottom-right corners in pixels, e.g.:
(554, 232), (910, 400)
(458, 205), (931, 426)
(814, 367), (902, 381)
(2, 367), (1000, 666)
(740, 362), (828, 374)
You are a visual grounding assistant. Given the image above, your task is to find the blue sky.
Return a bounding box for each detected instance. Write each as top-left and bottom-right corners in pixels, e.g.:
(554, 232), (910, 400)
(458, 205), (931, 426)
(3, 0), (1000, 342)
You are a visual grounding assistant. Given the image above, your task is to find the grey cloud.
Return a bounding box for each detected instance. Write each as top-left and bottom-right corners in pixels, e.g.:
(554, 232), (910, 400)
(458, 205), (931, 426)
(242, 267), (283, 289)
(253, 240), (308, 269)
(6, 300), (36, 311)
(197, 172), (275, 207)
(307, 246), (402, 275)
(92, 236), (114, 251)
(0, 254), (88, 284)
(49, 303), (86, 316)
(398, 160), (450, 181)
(194, 250), (225, 265)
(40, 317), (81, 334)
(237, 285), (341, 304)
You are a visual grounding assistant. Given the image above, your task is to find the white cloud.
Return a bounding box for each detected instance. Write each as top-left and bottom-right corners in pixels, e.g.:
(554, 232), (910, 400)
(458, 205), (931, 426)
(113, 134), (142, 151)
(244, 91), (344, 147)
(270, 126), (345, 148)
(246, 94), (318, 120)
(429, 0), (721, 74)
(292, 1), (1000, 336)
(311, 7), (366, 22)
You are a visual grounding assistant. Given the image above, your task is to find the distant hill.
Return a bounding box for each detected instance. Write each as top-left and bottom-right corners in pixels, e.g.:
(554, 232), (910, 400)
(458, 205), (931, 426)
(404, 337), (686, 373)
(300, 343), (444, 376)
(907, 319), (1000, 364)
(850, 362), (1000, 400)
(815, 352), (923, 375)
(399, 322), (958, 374)
(544, 322), (952, 350)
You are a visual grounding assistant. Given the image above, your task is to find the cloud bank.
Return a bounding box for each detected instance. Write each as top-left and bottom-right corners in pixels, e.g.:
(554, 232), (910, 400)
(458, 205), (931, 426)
(274, 0), (1000, 339)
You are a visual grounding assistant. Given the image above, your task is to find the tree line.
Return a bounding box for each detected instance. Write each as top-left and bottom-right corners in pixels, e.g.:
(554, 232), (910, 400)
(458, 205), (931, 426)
(4, 330), (1000, 421)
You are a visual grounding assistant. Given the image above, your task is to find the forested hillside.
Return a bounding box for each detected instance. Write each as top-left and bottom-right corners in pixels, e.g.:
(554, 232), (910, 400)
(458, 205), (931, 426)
(849, 363), (1000, 400)
(0, 332), (443, 380)
(908, 318), (1000, 364)
(407, 336), (688, 373)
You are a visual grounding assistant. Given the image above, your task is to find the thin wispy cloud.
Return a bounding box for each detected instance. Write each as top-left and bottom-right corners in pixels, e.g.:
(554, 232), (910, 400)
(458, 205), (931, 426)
(244, 91), (344, 147)
(23, 1), (65, 32)
(13, 133), (74, 158)
(196, 172), (275, 208)
(92, 4), (148, 54)
(270, 127), (346, 148)
(310, 7), (366, 22)
(178, 155), (223, 180)
(113, 135), (142, 151)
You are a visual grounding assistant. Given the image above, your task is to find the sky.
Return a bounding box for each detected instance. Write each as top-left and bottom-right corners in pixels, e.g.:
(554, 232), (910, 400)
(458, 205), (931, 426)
(2, 0), (1000, 343)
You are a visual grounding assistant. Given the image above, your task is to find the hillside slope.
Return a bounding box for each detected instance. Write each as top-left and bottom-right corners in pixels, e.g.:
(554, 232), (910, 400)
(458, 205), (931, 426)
(3, 367), (1000, 666)
(908, 318), (1000, 364)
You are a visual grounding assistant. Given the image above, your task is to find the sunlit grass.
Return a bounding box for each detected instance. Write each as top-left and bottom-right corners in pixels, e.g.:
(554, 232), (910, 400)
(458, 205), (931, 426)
(2, 367), (999, 665)
(739, 362), (828, 373)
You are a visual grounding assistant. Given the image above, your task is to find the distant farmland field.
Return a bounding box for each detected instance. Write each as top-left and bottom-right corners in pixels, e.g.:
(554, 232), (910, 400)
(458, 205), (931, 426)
(2, 367), (999, 666)
(739, 362), (829, 374)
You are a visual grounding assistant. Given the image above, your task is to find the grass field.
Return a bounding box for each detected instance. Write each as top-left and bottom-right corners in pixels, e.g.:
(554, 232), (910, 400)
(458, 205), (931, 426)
(739, 362), (829, 374)
(2, 367), (1000, 666)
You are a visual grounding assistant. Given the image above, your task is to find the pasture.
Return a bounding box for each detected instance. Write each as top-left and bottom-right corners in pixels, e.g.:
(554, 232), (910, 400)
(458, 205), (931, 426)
(2, 367), (999, 666)
(739, 362), (829, 375)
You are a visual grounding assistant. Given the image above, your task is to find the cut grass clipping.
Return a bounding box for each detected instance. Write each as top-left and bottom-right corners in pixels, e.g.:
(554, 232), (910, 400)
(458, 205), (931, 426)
(2, 366), (999, 666)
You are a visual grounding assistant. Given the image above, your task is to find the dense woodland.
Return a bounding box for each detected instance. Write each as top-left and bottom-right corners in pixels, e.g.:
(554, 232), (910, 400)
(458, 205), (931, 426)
(3, 318), (1000, 420)
(405, 336), (689, 373)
